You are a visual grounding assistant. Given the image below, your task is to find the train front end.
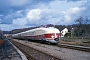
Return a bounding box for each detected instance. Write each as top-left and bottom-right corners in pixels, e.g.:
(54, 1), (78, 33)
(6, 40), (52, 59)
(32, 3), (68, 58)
(44, 28), (60, 44)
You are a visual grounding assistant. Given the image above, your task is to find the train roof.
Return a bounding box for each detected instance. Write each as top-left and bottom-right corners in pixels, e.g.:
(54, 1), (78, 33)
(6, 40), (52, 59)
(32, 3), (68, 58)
(12, 27), (60, 35)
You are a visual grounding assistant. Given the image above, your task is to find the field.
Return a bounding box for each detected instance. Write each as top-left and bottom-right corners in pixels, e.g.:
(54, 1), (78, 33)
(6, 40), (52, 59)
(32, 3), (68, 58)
(60, 37), (90, 47)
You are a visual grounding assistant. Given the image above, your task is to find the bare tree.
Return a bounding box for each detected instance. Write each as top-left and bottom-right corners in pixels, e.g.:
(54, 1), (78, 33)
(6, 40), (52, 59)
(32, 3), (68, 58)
(75, 16), (84, 25)
(75, 16), (90, 37)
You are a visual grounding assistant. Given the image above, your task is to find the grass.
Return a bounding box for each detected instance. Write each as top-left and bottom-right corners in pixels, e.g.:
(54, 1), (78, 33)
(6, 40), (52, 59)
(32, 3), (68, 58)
(60, 37), (90, 47)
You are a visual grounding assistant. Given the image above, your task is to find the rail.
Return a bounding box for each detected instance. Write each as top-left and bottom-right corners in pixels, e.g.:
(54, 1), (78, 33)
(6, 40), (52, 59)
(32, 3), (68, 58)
(9, 39), (61, 60)
(58, 44), (90, 52)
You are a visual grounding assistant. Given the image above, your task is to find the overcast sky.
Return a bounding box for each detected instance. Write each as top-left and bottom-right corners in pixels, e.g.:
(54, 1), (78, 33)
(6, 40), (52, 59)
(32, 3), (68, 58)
(0, 0), (90, 31)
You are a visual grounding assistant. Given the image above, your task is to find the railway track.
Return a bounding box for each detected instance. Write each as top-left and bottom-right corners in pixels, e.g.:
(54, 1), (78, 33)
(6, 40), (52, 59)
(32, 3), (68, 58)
(57, 44), (90, 52)
(30, 40), (90, 52)
(27, 41), (90, 52)
(19, 40), (90, 52)
(9, 39), (61, 60)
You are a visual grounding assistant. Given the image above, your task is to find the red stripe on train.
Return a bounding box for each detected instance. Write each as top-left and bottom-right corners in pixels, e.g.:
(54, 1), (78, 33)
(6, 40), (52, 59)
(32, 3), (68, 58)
(20, 33), (60, 39)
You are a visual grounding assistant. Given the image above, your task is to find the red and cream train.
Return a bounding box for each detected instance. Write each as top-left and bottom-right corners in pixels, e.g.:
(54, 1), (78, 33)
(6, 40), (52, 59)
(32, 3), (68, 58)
(12, 27), (60, 44)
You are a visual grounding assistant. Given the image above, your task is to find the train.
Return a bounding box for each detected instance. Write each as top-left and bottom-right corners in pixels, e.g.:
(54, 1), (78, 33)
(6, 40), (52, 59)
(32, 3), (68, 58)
(12, 27), (60, 44)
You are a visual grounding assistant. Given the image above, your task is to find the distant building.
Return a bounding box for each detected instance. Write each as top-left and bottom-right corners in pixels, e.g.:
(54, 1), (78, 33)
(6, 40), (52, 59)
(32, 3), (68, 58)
(61, 28), (68, 37)
(4, 34), (12, 38)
